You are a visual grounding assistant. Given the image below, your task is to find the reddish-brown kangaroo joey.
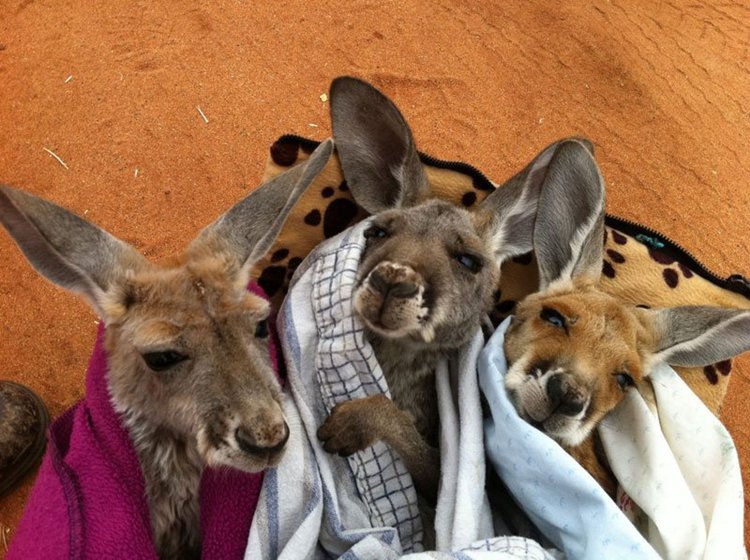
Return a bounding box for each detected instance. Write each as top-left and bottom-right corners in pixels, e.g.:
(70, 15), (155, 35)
(501, 141), (750, 493)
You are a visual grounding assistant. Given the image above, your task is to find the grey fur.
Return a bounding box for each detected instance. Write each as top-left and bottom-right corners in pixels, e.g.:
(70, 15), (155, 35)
(531, 139), (606, 290)
(0, 139), (332, 559)
(650, 306), (750, 366)
(331, 76), (430, 213)
(0, 186), (147, 316)
(318, 78), (578, 522)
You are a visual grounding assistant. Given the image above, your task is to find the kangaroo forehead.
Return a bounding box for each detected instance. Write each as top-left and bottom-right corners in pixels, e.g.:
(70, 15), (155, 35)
(121, 263), (268, 317)
(375, 202), (483, 243)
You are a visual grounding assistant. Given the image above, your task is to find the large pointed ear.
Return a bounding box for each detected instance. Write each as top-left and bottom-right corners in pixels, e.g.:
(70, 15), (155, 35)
(0, 185), (148, 317)
(189, 138), (334, 273)
(641, 306), (750, 367)
(474, 138), (604, 287)
(532, 139), (605, 290)
(330, 76), (430, 213)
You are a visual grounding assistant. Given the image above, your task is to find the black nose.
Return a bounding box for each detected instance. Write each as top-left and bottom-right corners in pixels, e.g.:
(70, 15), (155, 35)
(369, 269), (419, 299)
(235, 422), (290, 455)
(546, 374), (585, 416)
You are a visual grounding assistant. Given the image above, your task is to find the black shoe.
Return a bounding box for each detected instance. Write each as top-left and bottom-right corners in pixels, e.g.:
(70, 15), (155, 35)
(0, 381), (50, 497)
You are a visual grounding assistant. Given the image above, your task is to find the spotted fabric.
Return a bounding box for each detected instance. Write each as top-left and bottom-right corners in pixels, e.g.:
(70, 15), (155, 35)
(253, 135), (750, 415)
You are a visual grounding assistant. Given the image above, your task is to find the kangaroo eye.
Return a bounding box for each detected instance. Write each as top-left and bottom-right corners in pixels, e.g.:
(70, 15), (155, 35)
(616, 372), (635, 390)
(142, 351), (187, 372)
(255, 319), (269, 338)
(540, 307), (566, 329)
(363, 225), (388, 240)
(455, 253), (483, 273)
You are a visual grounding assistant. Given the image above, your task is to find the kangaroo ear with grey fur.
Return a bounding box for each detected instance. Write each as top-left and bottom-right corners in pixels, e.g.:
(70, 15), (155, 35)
(190, 138), (334, 271)
(330, 76), (430, 213)
(475, 138), (603, 279)
(0, 185), (148, 317)
(532, 138), (605, 290)
(644, 306), (750, 367)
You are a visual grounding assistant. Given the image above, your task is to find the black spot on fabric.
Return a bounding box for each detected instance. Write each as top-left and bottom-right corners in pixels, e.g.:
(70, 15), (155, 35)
(461, 192), (477, 207)
(649, 247), (676, 265)
(338, 181), (349, 192)
(322, 186), (335, 198)
(678, 263), (694, 278)
(716, 360), (732, 376)
(270, 139), (299, 166)
(612, 230), (628, 245)
(472, 174), (494, 192)
(257, 266), (286, 297)
(703, 365), (719, 385)
(512, 253), (533, 265)
(323, 198), (358, 238)
(495, 300), (516, 314)
(606, 249), (626, 264)
(304, 209), (322, 226)
(602, 260), (615, 278)
(287, 257), (302, 271)
(663, 268), (679, 288)
(271, 248), (289, 263)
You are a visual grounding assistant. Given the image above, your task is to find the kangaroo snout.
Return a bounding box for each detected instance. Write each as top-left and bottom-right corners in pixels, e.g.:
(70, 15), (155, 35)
(355, 262), (429, 337)
(235, 420), (290, 455)
(546, 374), (586, 417)
(368, 266), (421, 299)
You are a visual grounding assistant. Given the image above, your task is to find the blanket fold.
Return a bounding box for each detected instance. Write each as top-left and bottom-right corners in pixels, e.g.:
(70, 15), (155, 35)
(246, 221), (555, 560)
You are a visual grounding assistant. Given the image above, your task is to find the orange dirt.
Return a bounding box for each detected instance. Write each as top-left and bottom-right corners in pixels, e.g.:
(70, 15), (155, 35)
(0, 0), (748, 554)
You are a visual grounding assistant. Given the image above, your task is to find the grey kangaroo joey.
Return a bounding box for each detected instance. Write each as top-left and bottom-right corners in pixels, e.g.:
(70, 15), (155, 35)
(315, 76), (602, 507)
(0, 139), (333, 559)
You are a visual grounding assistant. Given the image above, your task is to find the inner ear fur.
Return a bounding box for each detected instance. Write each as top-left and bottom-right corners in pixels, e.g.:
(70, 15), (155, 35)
(640, 305), (750, 368)
(330, 76), (430, 214)
(188, 138), (334, 280)
(0, 184), (148, 318)
(474, 138), (605, 275)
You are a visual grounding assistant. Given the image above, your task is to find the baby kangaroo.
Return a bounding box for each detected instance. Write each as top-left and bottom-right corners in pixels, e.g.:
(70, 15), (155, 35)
(316, 77), (592, 505)
(502, 143), (750, 494)
(0, 140), (332, 559)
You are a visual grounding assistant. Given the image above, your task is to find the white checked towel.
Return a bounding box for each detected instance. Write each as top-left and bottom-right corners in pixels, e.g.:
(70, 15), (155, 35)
(245, 221), (556, 560)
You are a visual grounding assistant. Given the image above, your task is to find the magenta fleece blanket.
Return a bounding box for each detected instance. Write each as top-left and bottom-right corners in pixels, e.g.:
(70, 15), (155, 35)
(8, 283), (278, 559)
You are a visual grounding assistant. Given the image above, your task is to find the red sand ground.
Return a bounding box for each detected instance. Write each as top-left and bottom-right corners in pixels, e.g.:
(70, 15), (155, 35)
(0, 0), (748, 554)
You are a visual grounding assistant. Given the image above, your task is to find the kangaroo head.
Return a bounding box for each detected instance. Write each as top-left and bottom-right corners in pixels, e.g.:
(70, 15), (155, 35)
(331, 76), (577, 350)
(0, 139), (333, 471)
(502, 144), (750, 447)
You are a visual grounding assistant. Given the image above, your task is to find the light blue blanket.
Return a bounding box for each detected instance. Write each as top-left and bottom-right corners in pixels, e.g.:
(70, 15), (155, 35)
(479, 318), (659, 560)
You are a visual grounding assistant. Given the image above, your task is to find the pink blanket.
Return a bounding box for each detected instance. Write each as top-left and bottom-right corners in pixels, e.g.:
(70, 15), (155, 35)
(8, 284), (278, 559)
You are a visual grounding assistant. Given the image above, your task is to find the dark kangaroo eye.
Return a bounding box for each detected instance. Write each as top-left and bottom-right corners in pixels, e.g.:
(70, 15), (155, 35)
(616, 372), (635, 390)
(363, 225), (388, 240)
(255, 319), (269, 338)
(455, 253), (483, 273)
(142, 351), (187, 372)
(540, 307), (566, 329)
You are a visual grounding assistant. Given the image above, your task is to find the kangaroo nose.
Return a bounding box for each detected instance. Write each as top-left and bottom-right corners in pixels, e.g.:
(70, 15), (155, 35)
(235, 421), (290, 455)
(546, 374), (585, 416)
(369, 269), (419, 299)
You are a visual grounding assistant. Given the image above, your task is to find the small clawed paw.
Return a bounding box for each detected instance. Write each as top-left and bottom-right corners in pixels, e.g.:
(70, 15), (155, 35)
(317, 401), (377, 457)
